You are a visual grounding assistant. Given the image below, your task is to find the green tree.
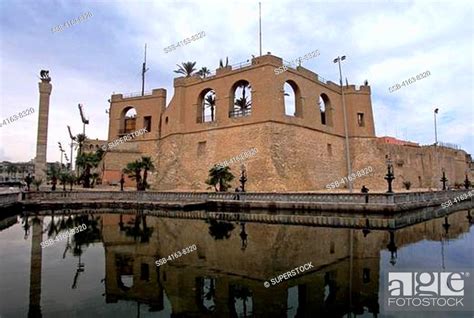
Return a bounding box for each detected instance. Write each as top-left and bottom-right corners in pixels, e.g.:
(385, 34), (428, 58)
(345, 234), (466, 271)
(123, 156), (155, 191)
(206, 165), (234, 192)
(197, 67), (211, 78)
(67, 173), (77, 191)
(204, 92), (216, 121)
(174, 61), (197, 77)
(76, 151), (101, 188)
(59, 171), (70, 191)
(140, 156), (155, 190)
(47, 164), (60, 191)
(76, 133), (87, 155)
(123, 160), (142, 191)
(234, 86), (251, 112)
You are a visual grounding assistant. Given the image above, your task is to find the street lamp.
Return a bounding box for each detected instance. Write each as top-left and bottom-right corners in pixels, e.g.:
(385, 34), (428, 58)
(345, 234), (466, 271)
(434, 108), (439, 146)
(58, 142), (65, 169)
(67, 125), (77, 171)
(334, 55), (353, 193)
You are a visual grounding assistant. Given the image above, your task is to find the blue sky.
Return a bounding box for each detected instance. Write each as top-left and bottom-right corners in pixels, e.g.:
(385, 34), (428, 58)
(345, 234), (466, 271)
(0, 0), (473, 163)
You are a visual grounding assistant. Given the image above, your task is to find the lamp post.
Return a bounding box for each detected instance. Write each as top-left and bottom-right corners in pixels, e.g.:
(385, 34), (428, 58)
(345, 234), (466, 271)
(434, 108), (439, 146)
(239, 165), (247, 192)
(464, 170), (470, 189)
(334, 56), (352, 193)
(58, 142), (64, 169)
(67, 126), (76, 171)
(386, 230), (398, 266)
(440, 168), (448, 191)
(384, 156), (395, 193)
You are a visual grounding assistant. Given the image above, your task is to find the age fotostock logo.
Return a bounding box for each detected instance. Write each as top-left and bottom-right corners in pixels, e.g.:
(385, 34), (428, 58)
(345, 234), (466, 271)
(385, 271), (473, 312)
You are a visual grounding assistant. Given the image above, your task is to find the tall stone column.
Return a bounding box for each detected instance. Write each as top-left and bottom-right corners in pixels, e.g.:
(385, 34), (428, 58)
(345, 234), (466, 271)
(35, 71), (52, 182)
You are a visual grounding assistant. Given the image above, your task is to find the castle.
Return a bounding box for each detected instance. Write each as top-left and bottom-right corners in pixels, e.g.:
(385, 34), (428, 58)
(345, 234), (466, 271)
(99, 53), (472, 191)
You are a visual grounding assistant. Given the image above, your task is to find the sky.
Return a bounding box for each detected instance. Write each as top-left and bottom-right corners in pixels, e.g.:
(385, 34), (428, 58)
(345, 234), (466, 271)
(0, 0), (473, 164)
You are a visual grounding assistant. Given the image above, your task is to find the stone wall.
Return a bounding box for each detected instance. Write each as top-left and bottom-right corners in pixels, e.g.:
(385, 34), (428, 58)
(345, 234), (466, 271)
(351, 138), (472, 191)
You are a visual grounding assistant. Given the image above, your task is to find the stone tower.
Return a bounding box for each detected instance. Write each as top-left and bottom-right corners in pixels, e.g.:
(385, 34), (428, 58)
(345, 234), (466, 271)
(35, 70), (52, 182)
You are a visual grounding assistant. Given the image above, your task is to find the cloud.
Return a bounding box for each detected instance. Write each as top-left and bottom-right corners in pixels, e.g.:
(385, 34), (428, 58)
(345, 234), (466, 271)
(0, 0), (472, 164)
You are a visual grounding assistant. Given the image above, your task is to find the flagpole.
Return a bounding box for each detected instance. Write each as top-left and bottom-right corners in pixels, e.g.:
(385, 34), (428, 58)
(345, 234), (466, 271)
(259, 2), (262, 56)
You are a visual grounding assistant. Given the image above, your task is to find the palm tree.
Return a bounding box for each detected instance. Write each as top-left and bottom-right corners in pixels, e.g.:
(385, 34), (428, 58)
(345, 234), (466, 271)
(197, 67), (211, 78)
(219, 57), (229, 68)
(47, 165), (60, 191)
(123, 160), (142, 191)
(76, 133), (87, 155)
(59, 171), (70, 191)
(67, 173), (77, 191)
(234, 84), (252, 114)
(206, 165), (235, 192)
(174, 61), (197, 77)
(204, 92), (216, 121)
(140, 156), (155, 191)
(76, 151), (101, 188)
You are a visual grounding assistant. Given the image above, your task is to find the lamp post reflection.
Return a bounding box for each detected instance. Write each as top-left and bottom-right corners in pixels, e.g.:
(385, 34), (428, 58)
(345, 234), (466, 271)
(239, 222), (248, 250)
(386, 231), (398, 266)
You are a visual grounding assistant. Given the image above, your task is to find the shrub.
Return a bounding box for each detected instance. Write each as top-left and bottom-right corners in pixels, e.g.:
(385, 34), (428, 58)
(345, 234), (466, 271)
(403, 181), (411, 190)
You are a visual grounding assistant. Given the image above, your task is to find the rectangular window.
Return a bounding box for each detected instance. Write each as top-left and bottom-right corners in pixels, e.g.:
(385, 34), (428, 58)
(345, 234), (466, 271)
(327, 144), (332, 156)
(197, 141), (206, 157)
(330, 241), (335, 254)
(144, 116), (152, 132)
(357, 113), (365, 127)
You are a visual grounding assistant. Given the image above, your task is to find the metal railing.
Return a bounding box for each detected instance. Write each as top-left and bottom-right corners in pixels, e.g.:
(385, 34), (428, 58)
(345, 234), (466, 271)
(437, 142), (461, 150)
(230, 60), (252, 71)
(229, 108), (252, 118)
(122, 91), (153, 99)
(197, 115), (216, 123)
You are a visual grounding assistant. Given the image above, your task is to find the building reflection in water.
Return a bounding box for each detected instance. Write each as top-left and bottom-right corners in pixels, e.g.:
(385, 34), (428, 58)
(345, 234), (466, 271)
(22, 209), (472, 317)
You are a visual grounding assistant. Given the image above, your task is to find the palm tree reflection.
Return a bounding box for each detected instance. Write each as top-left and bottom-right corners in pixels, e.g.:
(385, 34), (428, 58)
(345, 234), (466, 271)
(229, 284), (253, 317)
(118, 212), (153, 243)
(196, 277), (216, 312)
(207, 219), (235, 240)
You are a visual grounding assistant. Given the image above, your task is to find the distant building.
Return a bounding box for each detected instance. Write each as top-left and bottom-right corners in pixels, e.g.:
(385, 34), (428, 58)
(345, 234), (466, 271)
(0, 160), (63, 182)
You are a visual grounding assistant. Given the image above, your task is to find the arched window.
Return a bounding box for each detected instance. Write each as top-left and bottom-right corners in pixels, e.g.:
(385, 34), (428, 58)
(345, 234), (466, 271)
(196, 277), (216, 312)
(197, 89), (216, 123)
(120, 107), (137, 135)
(284, 82), (296, 116)
(229, 285), (253, 317)
(319, 94), (332, 126)
(283, 80), (302, 117)
(230, 80), (252, 118)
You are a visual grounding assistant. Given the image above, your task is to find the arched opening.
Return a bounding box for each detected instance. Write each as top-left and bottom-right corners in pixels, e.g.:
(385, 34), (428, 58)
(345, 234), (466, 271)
(319, 94), (332, 126)
(197, 89), (216, 123)
(230, 80), (252, 118)
(120, 107), (137, 135)
(284, 81), (298, 116)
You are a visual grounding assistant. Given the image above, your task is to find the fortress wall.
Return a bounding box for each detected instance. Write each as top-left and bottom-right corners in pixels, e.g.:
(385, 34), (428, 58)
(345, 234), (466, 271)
(154, 122), (347, 191)
(350, 138), (471, 191)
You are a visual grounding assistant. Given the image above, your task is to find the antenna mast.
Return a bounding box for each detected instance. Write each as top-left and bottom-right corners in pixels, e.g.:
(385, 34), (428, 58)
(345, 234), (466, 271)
(141, 44), (149, 96)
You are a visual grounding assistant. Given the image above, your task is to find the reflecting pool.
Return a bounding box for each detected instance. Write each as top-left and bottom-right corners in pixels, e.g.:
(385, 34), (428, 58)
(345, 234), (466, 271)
(0, 209), (473, 317)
